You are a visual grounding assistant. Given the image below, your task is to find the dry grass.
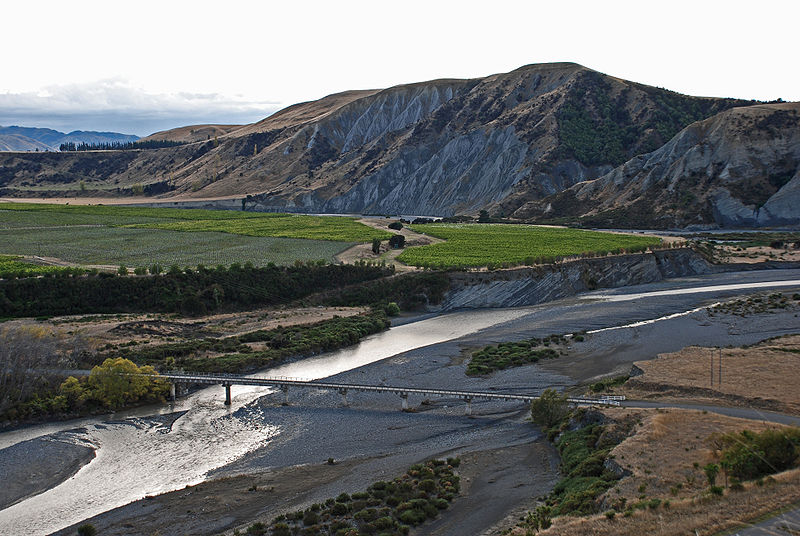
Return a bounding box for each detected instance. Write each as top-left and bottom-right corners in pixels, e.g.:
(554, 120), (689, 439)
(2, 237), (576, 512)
(620, 336), (800, 414)
(537, 469), (800, 536)
(717, 244), (800, 263)
(602, 408), (782, 503)
(529, 408), (800, 536)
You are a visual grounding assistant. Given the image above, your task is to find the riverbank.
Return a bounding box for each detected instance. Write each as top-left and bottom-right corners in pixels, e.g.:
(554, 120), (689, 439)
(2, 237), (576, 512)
(43, 270), (800, 536)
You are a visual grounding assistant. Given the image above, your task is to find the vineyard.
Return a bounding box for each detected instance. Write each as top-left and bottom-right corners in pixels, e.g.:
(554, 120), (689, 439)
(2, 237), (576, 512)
(0, 203), (387, 267)
(128, 214), (392, 242)
(0, 255), (84, 278)
(397, 224), (661, 268)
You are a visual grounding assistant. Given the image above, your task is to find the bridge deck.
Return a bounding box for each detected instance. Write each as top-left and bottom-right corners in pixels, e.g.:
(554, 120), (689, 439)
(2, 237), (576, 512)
(158, 372), (621, 406)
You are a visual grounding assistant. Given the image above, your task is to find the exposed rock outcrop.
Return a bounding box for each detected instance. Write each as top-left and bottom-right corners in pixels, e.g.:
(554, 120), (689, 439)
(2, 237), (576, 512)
(525, 103), (800, 228)
(438, 249), (714, 309)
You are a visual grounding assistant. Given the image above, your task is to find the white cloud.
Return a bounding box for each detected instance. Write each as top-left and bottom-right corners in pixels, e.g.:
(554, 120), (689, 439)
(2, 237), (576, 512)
(0, 80), (281, 136)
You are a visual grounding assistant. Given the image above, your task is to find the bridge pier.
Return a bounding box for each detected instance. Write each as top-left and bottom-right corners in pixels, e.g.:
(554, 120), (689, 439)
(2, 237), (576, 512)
(281, 385), (290, 405)
(400, 393), (408, 411)
(169, 383), (176, 402)
(224, 383), (231, 405)
(339, 388), (348, 407)
(464, 397), (473, 416)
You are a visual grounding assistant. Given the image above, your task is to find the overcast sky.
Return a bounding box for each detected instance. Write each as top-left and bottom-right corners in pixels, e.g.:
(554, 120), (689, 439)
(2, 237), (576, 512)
(2, 0), (797, 136)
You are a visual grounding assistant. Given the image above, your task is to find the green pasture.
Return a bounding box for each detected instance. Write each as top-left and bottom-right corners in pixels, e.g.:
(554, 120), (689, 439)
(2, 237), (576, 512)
(0, 203), (384, 267)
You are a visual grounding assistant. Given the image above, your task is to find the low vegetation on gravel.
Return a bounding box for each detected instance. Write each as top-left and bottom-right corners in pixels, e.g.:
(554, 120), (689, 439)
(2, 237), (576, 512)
(466, 334), (571, 375)
(397, 224), (661, 269)
(236, 458), (460, 536)
(522, 395), (632, 531)
(707, 291), (799, 317)
(110, 310), (392, 373)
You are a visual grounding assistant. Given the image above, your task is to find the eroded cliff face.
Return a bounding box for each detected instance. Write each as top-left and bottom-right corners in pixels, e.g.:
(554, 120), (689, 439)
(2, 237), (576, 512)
(525, 103), (800, 228)
(438, 249), (714, 310)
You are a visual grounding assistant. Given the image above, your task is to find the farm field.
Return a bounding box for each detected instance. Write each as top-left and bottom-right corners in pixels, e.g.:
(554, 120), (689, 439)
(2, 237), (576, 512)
(397, 224), (661, 268)
(0, 203), (384, 267)
(0, 255), (84, 278)
(128, 215), (392, 242)
(0, 227), (350, 268)
(0, 203), (391, 241)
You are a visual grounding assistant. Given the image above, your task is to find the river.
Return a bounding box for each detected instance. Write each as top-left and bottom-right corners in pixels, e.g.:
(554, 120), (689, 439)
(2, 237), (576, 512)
(1, 270), (799, 535)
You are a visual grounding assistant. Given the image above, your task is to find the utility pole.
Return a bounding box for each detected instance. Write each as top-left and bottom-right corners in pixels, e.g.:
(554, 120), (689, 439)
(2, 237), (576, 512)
(718, 347), (722, 387)
(710, 347), (714, 388)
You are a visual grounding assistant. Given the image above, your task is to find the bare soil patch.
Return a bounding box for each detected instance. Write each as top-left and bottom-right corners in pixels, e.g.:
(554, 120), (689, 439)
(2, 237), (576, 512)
(718, 244), (800, 263)
(619, 335), (800, 414)
(335, 218), (443, 272)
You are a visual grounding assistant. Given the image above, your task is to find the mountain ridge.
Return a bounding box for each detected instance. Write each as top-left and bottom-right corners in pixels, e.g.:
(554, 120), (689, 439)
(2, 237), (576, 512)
(1, 62), (796, 228)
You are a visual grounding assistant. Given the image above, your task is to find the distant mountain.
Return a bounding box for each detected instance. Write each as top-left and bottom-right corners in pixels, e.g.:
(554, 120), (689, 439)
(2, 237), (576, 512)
(0, 126), (139, 151)
(0, 134), (51, 152)
(522, 103), (800, 228)
(0, 63), (797, 228)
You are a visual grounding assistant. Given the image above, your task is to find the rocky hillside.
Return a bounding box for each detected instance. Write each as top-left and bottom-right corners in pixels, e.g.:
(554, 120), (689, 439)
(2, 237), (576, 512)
(0, 63), (780, 226)
(524, 103), (800, 228)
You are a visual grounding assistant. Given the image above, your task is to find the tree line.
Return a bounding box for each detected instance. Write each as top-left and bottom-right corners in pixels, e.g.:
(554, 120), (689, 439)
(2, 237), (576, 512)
(59, 140), (187, 152)
(0, 262), (394, 318)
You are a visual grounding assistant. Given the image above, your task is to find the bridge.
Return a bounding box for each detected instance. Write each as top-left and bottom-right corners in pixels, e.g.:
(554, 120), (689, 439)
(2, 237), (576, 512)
(159, 372), (623, 415)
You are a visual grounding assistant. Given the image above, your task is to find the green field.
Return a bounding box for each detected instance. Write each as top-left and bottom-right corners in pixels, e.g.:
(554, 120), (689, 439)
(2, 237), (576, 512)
(0, 255), (85, 278)
(398, 224), (662, 268)
(0, 203), (390, 241)
(0, 203), (389, 267)
(0, 227), (351, 268)
(128, 215), (391, 242)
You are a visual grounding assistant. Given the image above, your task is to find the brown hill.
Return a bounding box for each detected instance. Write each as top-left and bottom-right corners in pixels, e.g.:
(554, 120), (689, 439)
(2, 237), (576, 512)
(141, 125), (243, 143)
(1, 62), (781, 227)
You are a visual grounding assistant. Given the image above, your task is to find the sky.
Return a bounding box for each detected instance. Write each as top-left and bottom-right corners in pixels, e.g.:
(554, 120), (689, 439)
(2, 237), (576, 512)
(2, 0), (798, 137)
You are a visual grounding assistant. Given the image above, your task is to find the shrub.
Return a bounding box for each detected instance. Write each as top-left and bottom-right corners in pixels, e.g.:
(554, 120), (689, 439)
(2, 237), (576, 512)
(388, 235), (405, 249)
(530, 389), (570, 430)
(77, 524), (97, 536)
(302, 510), (319, 526)
(271, 523), (290, 536)
(383, 302), (401, 316)
(388, 221), (403, 230)
(398, 509), (426, 525)
(717, 428), (800, 480)
(331, 502), (348, 515)
(246, 522), (266, 535)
